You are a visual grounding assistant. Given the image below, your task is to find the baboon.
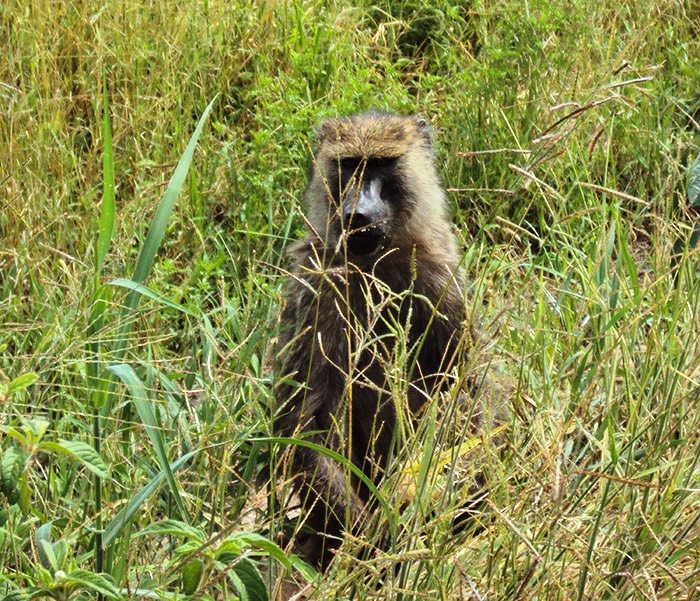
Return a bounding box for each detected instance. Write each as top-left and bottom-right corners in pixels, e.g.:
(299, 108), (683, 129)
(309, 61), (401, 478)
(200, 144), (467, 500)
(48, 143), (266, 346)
(274, 112), (477, 567)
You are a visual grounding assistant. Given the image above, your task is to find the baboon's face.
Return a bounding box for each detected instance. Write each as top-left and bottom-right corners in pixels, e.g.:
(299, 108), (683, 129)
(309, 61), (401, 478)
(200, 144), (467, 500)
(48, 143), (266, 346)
(328, 155), (406, 257)
(311, 114), (437, 259)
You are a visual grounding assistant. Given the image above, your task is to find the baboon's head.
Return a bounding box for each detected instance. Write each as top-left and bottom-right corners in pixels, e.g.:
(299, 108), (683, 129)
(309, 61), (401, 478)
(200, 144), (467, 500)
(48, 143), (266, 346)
(305, 112), (452, 260)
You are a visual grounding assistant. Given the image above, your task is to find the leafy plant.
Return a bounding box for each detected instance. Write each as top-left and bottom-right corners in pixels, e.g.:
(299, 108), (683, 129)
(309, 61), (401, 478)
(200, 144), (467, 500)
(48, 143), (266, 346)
(1, 524), (122, 601)
(130, 519), (314, 599)
(0, 417), (109, 510)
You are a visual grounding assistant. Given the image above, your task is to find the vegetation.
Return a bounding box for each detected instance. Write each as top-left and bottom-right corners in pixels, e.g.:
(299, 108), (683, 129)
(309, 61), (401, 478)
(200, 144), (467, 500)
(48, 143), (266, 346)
(1, 0), (699, 599)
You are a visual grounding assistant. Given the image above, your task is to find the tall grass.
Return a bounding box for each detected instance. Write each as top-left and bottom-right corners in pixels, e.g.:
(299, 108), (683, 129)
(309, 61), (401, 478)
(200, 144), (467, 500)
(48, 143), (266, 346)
(1, 0), (698, 599)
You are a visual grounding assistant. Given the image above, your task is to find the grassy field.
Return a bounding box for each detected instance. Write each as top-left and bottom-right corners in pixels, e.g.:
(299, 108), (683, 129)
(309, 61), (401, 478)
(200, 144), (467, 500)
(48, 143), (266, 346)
(1, 0), (699, 599)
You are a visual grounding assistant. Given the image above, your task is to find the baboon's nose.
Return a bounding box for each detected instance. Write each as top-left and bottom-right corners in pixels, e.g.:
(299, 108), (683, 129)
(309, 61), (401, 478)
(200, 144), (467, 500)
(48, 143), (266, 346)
(344, 212), (371, 229)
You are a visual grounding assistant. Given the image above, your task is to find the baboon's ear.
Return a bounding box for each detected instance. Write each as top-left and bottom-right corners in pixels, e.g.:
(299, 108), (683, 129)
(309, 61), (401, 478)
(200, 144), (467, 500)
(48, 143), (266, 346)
(415, 117), (434, 146)
(317, 118), (340, 145)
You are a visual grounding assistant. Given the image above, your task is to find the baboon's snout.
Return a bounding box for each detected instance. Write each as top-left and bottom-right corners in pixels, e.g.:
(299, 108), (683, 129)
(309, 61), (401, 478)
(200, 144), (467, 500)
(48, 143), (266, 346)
(341, 179), (389, 256)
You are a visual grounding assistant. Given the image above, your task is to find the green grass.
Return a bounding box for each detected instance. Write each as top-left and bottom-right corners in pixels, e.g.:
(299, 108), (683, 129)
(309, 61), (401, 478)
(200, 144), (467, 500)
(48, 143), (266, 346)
(1, 0), (699, 599)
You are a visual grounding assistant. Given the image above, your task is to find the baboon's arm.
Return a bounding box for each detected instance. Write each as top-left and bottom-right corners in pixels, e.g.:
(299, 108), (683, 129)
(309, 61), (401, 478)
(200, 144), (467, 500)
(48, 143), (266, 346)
(275, 296), (365, 530)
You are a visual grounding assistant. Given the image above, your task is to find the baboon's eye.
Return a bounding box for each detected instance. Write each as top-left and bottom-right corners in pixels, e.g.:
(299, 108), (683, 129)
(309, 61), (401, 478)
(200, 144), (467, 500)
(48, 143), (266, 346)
(339, 157), (363, 172)
(369, 156), (398, 170)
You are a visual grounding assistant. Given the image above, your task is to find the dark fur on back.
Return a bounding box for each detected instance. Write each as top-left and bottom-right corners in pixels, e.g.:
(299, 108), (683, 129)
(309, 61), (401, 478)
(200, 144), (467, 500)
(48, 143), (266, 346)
(274, 112), (470, 566)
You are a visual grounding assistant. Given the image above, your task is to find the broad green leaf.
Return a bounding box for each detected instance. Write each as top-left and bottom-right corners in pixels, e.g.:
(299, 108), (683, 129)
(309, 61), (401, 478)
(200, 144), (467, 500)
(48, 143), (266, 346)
(22, 417), (49, 447)
(228, 557), (267, 601)
(0, 427), (28, 446)
(64, 569), (121, 600)
(223, 532), (290, 568)
(1, 446), (27, 490)
(216, 530), (316, 581)
(107, 363), (188, 523)
(18, 477), (31, 515)
(6, 373), (38, 396)
(287, 555), (317, 582)
(135, 519), (205, 542)
(40, 440), (111, 480)
(181, 560), (203, 596)
(35, 523), (57, 573)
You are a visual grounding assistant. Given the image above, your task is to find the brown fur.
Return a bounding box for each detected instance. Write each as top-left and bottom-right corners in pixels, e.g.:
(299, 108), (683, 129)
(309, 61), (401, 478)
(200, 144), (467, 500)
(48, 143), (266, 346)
(274, 112), (471, 566)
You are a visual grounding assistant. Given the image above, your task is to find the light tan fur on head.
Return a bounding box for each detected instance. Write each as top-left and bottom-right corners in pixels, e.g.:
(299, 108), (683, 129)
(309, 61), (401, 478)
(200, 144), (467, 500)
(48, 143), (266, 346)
(317, 112), (430, 159)
(305, 112), (458, 264)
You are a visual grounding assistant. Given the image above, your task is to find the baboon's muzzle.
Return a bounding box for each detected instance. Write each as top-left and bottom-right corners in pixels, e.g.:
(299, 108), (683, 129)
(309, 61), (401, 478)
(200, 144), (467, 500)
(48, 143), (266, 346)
(342, 179), (389, 256)
(345, 217), (386, 256)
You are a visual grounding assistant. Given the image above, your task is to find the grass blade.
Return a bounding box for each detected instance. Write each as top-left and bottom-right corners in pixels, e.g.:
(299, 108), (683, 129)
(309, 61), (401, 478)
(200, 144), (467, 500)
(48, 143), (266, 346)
(127, 96), (218, 302)
(108, 278), (200, 317)
(89, 74), (118, 583)
(101, 450), (197, 548)
(258, 436), (396, 546)
(95, 73), (115, 280)
(99, 96), (217, 420)
(107, 363), (189, 523)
